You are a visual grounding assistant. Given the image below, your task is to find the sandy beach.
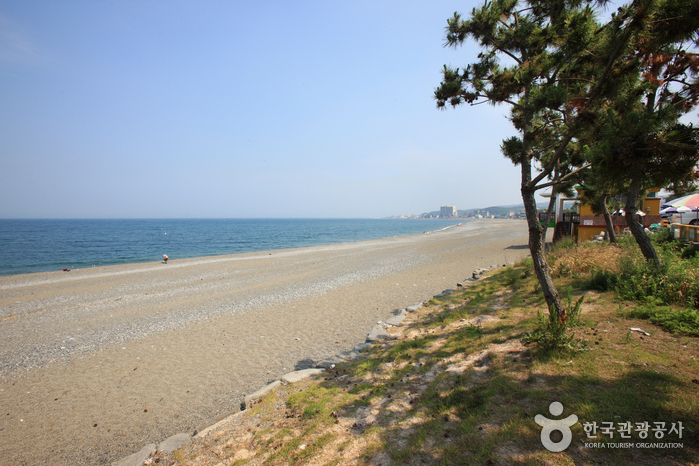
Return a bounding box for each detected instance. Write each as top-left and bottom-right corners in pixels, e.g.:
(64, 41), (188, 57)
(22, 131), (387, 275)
(0, 219), (530, 465)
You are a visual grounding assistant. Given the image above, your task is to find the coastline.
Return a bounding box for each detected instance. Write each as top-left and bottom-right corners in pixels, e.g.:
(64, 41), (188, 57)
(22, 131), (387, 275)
(0, 218), (464, 277)
(0, 219), (530, 465)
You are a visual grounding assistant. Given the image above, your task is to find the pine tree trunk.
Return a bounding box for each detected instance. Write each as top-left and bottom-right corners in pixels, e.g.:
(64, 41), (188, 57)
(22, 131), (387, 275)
(521, 158), (566, 323)
(625, 182), (660, 266)
(600, 194), (617, 244)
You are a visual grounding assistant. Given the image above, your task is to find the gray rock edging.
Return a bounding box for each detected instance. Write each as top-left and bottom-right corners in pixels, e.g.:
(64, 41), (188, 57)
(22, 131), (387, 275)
(110, 432), (189, 466)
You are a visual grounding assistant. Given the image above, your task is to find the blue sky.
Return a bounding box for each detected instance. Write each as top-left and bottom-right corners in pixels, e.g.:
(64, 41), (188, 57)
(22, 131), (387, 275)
(2, 1), (691, 219)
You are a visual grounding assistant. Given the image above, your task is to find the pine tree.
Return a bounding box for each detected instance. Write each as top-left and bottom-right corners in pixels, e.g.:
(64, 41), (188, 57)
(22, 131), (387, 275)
(579, 0), (699, 265)
(434, 0), (646, 322)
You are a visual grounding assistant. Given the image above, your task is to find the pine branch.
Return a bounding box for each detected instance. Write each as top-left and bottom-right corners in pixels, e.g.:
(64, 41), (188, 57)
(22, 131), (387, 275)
(535, 163), (592, 191)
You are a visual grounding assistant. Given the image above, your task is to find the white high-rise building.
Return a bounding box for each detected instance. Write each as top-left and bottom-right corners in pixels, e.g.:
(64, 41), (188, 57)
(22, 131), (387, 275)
(440, 205), (457, 218)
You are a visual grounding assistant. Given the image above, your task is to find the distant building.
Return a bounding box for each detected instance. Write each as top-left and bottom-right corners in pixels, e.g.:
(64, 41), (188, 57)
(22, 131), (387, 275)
(440, 205), (457, 218)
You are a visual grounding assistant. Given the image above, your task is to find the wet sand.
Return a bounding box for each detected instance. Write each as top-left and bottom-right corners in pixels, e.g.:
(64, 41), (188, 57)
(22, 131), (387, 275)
(0, 219), (529, 465)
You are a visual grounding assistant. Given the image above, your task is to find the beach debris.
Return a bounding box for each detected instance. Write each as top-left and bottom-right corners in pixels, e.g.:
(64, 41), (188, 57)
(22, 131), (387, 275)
(630, 327), (650, 336)
(63, 268), (70, 272)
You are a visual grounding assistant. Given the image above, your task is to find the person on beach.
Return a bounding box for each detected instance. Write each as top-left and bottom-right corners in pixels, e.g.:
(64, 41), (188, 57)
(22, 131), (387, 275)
(163, 254), (168, 264)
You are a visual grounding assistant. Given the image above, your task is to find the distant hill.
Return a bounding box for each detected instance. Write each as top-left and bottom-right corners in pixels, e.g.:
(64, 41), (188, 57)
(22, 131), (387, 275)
(421, 203), (550, 217)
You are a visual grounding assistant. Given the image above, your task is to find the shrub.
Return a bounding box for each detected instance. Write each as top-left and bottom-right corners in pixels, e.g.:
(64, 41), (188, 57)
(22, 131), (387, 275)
(586, 267), (619, 291)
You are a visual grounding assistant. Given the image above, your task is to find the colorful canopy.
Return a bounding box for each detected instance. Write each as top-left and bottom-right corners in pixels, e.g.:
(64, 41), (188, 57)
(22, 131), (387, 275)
(663, 193), (699, 209)
(660, 206), (697, 214)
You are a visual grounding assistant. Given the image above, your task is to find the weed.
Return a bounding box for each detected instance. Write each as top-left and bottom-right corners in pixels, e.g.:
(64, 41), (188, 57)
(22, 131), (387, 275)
(522, 292), (585, 351)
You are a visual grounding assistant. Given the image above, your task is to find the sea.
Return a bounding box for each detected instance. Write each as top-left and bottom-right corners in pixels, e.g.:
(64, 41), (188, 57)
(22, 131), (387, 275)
(0, 218), (464, 276)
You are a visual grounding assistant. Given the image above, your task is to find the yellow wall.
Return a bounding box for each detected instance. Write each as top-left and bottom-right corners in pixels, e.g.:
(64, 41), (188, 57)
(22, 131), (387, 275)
(578, 226), (606, 242)
(579, 203), (595, 216)
(641, 197), (660, 215)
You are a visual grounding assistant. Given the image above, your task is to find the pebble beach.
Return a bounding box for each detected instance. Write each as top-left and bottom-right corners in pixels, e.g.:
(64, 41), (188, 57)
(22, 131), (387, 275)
(0, 219), (530, 466)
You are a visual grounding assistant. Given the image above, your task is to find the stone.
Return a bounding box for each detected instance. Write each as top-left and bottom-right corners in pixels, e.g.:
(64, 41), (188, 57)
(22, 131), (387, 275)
(281, 368), (324, 383)
(366, 325), (389, 342)
(406, 303), (422, 312)
(354, 342), (371, 352)
(158, 433), (190, 453)
(243, 380), (282, 409)
(434, 289), (454, 298)
(111, 443), (156, 466)
(385, 313), (406, 327)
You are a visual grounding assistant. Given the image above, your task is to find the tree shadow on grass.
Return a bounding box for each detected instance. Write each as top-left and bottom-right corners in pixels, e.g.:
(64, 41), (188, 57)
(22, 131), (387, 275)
(330, 357), (697, 466)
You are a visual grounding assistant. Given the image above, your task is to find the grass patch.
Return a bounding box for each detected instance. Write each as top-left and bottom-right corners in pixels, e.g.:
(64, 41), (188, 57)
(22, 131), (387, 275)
(626, 303), (699, 336)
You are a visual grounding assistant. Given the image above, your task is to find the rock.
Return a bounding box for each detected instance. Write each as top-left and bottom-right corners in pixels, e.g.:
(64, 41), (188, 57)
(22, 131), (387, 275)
(111, 443), (156, 466)
(354, 342), (371, 352)
(281, 368), (324, 383)
(434, 289), (455, 298)
(243, 380), (282, 409)
(366, 325), (389, 342)
(385, 313), (406, 327)
(158, 433), (190, 453)
(406, 303), (422, 312)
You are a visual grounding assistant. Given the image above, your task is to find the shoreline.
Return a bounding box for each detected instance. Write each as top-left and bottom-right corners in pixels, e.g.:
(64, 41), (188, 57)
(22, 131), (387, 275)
(0, 219), (530, 465)
(0, 218), (466, 278)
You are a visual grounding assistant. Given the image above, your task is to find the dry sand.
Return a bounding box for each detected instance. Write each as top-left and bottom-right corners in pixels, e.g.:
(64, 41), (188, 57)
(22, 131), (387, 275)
(0, 219), (530, 465)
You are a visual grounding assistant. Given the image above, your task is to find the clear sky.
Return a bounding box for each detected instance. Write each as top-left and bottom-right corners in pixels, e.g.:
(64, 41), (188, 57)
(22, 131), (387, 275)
(2, 2), (691, 219)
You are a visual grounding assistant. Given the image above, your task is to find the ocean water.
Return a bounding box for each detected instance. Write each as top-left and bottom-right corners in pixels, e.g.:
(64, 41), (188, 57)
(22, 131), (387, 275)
(0, 218), (463, 276)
